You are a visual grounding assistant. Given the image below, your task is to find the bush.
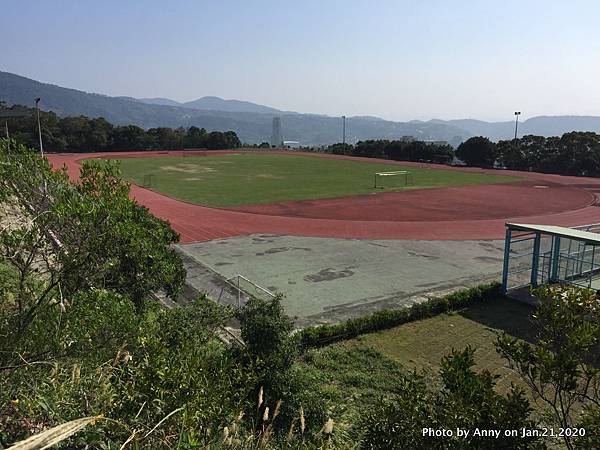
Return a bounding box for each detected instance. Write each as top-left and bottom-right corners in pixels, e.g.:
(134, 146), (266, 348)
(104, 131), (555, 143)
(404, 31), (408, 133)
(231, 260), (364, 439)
(360, 347), (542, 449)
(299, 282), (501, 348)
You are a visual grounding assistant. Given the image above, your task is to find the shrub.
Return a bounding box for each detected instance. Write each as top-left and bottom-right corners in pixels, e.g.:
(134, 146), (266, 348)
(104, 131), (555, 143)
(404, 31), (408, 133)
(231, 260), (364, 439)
(360, 347), (542, 449)
(299, 282), (501, 348)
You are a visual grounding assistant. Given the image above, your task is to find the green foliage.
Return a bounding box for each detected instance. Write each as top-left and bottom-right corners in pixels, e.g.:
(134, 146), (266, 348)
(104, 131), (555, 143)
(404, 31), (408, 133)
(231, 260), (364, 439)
(0, 102), (241, 152)
(49, 289), (138, 362)
(298, 344), (408, 441)
(72, 159), (186, 305)
(496, 285), (600, 450)
(0, 299), (253, 448)
(361, 347), (544, 450)
(576, 405), (600, 449)
(0, 141), (186, 367)
(239, 295), (295, 367)
(236, 296), (332, 436)
(325, 139), (454, 163)
(237, 295), (296, 399)
(0, 138), (337, 448)
(456, 136), (496, 167)
(299, 282), (501, 348)
(110, 300), (253, 446)
(476, 131), (600, 176)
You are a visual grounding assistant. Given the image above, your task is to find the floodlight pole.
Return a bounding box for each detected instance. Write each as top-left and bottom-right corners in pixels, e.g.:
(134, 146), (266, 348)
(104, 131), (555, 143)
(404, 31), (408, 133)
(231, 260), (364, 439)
(4, 121), (9, 153)
(342, 115), (346, 147)
(514, 111), (521, 140)
(35, 97), (44, 157)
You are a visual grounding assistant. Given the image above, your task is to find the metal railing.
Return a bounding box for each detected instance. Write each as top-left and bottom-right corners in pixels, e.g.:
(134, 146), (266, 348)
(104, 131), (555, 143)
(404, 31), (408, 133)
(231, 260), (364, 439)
(218, 274), (276, 307)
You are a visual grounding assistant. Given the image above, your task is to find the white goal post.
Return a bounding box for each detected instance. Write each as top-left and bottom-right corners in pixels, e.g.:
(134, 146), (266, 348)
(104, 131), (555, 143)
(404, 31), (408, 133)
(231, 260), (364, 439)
(373, 170), (412, 189)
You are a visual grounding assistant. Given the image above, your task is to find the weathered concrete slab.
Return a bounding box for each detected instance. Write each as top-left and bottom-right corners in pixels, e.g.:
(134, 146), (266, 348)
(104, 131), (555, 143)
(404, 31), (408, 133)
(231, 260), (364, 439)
(174, 249), (250, 307)
(177, 235), (504, 326)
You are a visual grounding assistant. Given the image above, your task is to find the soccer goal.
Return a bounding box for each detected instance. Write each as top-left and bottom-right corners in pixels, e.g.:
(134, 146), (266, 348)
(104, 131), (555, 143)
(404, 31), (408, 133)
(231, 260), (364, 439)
(373, 170), (413, 189)
(142, 173), (155, 188)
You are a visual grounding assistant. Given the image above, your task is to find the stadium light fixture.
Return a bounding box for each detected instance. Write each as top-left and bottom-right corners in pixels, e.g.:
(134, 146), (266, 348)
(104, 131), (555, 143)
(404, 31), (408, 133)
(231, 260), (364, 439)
(35, 97), (44, 157)
(514, 111), (521, 140)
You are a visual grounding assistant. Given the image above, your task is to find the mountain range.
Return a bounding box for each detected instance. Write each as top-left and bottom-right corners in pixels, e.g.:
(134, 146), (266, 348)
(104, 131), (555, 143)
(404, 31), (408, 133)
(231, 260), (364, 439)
(2, 70), (600, 146)
(137, 96), (285, 114)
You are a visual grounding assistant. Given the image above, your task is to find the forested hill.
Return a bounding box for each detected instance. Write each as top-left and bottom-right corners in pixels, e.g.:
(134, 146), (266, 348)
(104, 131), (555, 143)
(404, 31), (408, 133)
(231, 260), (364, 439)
(4, 70), (600, 145)
(0, 71), (469, 145)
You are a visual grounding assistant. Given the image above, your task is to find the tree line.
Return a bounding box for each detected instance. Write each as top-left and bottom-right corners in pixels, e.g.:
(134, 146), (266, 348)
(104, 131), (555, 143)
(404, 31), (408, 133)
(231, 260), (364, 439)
(323, 139), (455, 163)
(0, 102), (241, 152)
(457, 132), (600, 177)
(320, 133), (600, 179)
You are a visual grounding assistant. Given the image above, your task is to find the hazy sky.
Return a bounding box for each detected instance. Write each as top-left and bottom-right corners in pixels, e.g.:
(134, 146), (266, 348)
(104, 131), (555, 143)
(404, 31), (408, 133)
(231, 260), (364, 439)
(4, 0), (600, 121)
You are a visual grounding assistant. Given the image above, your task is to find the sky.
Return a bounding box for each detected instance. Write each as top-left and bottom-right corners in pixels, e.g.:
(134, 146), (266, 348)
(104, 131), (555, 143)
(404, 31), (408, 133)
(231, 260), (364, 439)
(3, 0), (600, 122)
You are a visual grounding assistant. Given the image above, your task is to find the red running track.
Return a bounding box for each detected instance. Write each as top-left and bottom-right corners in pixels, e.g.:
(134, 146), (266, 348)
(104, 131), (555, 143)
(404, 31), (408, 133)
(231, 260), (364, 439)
(47, 150), (600, 243)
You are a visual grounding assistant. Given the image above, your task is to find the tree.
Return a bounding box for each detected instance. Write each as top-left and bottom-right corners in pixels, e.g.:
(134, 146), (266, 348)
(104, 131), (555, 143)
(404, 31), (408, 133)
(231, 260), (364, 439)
(559, 132), (600, 177)
(71, 159), (186, 305)
(496, 140), (526, 170)
(0, 141), (185, 364)
(496, 285), (600, 450)
(355, 140), (386, 158)
(361, 346), (543, 449)
(236, 296), (328, 433)
(184, 126), (207, 148)
(456, 136), (496, 167)
(327, 142), (354, 155)
(147, 127), (183, 150)
(238, 296), (296, 382)
(112, 125), (153, 150)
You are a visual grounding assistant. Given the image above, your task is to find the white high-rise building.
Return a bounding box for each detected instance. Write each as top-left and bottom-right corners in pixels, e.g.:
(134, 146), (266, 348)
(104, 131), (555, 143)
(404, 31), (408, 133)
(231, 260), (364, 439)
(271, 116), (283, 147)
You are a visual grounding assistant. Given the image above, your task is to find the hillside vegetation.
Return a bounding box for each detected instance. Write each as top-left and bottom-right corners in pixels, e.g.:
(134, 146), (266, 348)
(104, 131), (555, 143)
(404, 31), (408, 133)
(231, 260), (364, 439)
(0, 102), (241, 152)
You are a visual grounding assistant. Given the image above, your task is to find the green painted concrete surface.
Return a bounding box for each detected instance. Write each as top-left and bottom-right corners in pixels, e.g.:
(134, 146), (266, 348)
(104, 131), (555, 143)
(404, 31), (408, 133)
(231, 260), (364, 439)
(177, 235), (505, 326)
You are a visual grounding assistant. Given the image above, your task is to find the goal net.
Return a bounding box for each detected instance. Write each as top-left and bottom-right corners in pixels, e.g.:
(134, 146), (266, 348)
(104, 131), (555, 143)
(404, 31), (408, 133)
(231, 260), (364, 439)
(142, 173), (155, 188)
(373, 170), (413, 189)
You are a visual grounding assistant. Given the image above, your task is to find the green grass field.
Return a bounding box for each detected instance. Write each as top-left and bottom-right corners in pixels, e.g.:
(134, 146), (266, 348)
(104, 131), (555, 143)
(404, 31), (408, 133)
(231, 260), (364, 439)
(118, 153), (521, 207)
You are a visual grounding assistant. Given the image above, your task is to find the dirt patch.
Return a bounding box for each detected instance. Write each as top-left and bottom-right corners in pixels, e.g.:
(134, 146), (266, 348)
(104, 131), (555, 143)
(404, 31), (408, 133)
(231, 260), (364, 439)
(0, 201), (31, 231)
(256, 174), (284, 179)
(161, 164), (218, 174)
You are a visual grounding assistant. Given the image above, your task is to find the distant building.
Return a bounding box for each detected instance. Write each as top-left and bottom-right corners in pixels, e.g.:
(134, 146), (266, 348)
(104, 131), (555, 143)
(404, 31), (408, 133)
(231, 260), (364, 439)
(450, 136), (464, 148)
(422, 140), (449, 146)
(271, 117), (283, 147)
(283, 140), (301, 149)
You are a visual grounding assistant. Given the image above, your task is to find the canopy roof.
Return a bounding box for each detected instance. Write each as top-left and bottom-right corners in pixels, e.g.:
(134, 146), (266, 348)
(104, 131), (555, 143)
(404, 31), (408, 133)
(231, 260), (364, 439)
(507, 223), (600, 245)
